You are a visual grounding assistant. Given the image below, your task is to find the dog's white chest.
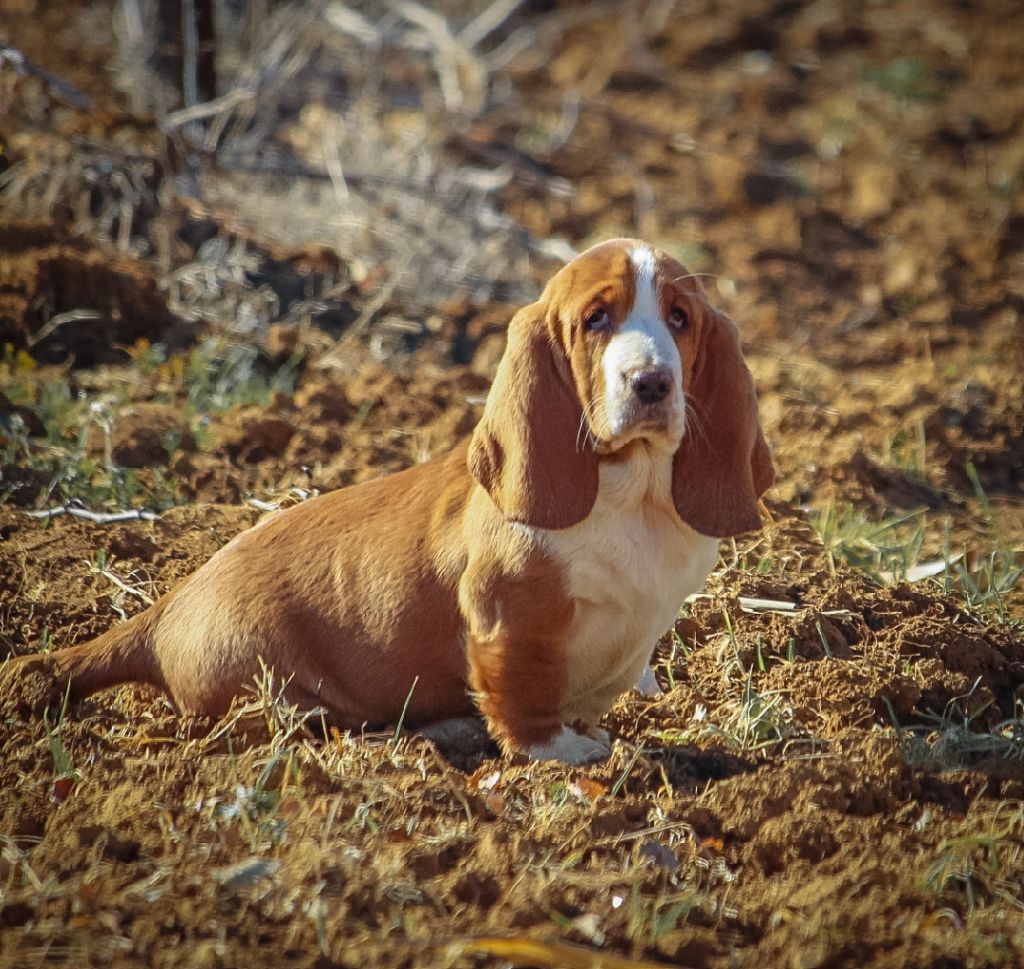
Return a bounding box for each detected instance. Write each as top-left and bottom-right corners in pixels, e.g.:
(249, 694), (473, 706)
(521, 451), (720, 720)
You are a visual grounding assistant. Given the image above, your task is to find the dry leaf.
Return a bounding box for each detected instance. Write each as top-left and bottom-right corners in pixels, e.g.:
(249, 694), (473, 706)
(452, 936), (680, 969)
(572, 777), (609, 802)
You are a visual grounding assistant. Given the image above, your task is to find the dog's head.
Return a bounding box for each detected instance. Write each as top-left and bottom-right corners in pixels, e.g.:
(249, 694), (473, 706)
(469, 238), (774, 536)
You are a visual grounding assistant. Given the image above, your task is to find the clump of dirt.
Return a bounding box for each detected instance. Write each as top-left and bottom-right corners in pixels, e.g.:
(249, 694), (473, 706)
(0, 222), (187, 365)
(102, 403), (197, 468)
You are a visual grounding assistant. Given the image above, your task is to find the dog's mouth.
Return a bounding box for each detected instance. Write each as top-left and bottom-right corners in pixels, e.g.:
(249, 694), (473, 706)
(592, 405), (684, 455)
(584, 381), (688, 455)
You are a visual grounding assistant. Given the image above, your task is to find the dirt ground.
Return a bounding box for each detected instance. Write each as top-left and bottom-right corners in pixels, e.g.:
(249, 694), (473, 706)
(1, 1), (1023, 967)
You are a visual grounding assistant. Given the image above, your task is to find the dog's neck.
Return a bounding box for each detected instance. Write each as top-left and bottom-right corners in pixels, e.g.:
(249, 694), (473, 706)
(593, 440), (676, 517)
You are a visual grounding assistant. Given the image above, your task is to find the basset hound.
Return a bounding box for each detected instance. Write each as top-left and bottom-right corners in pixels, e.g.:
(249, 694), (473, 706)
(2, 239), (773, 763)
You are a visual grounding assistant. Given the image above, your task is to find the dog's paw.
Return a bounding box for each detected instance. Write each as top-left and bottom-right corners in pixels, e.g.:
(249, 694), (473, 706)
(527, 725), (611, 764)
(634, 664), (663, 698)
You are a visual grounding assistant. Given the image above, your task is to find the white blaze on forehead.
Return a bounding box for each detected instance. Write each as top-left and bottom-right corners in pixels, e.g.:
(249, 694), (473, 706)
(619, 245), (678, 370)
(628, 244), (662, 322)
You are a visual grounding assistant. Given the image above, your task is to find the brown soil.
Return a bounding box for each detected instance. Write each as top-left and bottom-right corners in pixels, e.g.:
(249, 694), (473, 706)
(2, 2), (1024, 968)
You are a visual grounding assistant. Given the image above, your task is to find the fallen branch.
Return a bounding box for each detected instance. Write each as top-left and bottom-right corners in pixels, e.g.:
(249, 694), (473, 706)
(26, 507), (161, 524)
(27, 309), (101, 348)
(459, 0), (524, 50)
(163, 86), (256, 130)
(0, 45), (93, 109)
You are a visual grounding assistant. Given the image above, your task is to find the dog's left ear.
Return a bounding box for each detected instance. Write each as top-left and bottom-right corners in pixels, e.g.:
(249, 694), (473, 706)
(673, 311), (774, 537)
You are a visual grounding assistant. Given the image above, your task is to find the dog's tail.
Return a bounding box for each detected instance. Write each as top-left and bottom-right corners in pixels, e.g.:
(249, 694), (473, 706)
(1, 605), (165, 716)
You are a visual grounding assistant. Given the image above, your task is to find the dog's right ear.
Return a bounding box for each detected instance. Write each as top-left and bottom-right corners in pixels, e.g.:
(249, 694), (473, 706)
(468, 301), (599, 530)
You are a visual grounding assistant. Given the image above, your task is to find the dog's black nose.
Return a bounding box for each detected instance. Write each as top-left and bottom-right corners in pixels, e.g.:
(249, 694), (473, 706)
(629, 367), (673, 404)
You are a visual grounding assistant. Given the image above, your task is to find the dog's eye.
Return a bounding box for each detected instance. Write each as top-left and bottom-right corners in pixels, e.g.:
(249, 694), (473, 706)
(584, 307), (612, 332)
(668, 307), (690, 331)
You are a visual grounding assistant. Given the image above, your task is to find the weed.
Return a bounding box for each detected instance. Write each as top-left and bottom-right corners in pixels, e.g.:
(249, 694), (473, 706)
(865, 58), (946, 103)
(351, 800), (380, 834)
(626, 877), (704, 946)
(879, 420), (929, 478)
(176, 338), (304, 418)
(0, 343), (38, 379)
(718, 670), (796, 753)
(811, 500), (926, 583)
(924, 812), (1024, 915)
(944, 549), (1024, 625)
(212, 750), (297, 848)
(392, 676), (420, 744)
(893, 688), (1024, 771)
(1, 335), (306, 515)
(610, 744), (647, 798)
(810, 499), (1024, 624)
(655, 670), (798, 755)
(546, 780), (569, 806)
(0, 376), (181, 513)
(964, 461), (994, 524)
(125, 338), (166, 376)
(815, 621), (834, 659)
(42, 681), (79, 782)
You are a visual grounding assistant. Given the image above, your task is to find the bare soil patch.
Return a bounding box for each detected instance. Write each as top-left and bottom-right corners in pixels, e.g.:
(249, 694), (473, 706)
(2, 1), (1023, 967)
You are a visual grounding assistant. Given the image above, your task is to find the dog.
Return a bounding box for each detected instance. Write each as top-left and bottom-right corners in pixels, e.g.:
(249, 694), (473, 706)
(1, 239), (773, 763)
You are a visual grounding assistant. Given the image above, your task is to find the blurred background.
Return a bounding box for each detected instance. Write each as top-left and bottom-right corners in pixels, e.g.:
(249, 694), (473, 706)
(1, 1), (1021, 526)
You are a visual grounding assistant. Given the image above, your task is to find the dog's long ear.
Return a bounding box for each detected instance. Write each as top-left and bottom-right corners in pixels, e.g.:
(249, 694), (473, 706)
(469, 302), (599, 529)
(673, 311), (774, 537)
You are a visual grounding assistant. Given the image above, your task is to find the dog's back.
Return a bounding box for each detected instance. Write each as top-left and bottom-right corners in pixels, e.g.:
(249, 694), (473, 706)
(2, 445), (477, 726)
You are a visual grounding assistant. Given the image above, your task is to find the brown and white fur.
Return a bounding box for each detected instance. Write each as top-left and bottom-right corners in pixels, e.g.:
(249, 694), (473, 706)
(1, 239), (773, 764)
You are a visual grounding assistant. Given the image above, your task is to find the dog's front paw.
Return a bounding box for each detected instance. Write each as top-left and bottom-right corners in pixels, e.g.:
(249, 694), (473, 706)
(526, 725), (611, 764)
